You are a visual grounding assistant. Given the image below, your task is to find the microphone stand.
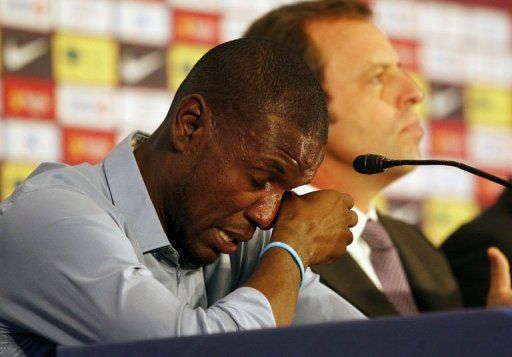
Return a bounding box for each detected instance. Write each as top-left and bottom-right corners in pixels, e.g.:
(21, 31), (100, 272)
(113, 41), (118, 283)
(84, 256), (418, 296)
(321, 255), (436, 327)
(389, 159), (512, 189)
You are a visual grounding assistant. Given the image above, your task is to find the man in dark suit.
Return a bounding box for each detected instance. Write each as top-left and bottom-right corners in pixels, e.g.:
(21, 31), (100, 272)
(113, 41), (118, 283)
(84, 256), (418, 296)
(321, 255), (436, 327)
(244, 0), (466, 317)
(442, 188), (512, 308)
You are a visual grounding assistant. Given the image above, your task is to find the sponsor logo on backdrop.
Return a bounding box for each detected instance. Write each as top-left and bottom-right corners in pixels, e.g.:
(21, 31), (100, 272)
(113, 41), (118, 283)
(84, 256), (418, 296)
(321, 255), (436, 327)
(0, 0), (51, 31)
(4, 120), (60, 162)
(3, 75), (55, 120)
(62, 127), (116, 165)
(53, 33), (118, 86)
(422, 45), (467, 85)
(173, 9), (220, 45)
(53, 0), (114, 36)
(373, 0), (420, 40)
(120, 45), (166, 88)
(167, 43), (210, 91)
(2, 29), (52, 78)
(117, 1), (170, 46)
(57, 84), (116, 129)
(0, 122), (3, 157)
(429, 83), (463, 119)
(117, 88), (171, 129)
(468, 126), (512, 170)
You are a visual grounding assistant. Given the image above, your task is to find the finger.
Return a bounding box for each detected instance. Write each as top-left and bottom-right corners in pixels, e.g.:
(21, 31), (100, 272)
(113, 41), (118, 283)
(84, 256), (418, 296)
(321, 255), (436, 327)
(348, 210), (358, 228)
(340, 193), (354, 209)
(488, 246), (511, 295)
(345, 230), (354, 246)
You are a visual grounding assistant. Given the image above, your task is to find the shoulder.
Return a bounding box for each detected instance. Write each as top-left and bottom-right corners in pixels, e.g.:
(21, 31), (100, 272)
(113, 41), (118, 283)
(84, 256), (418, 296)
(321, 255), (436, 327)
(442, 198), (512, 252)
(0, 175), (134, 265)
(14, 161), (104, 199)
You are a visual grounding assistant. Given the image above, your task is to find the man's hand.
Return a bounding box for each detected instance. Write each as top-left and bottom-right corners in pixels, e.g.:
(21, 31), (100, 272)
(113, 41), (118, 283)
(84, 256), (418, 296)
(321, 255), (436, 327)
(244, 189), (357, 326)
(270, 189), (358, 268)
(486, 246), (512, 307)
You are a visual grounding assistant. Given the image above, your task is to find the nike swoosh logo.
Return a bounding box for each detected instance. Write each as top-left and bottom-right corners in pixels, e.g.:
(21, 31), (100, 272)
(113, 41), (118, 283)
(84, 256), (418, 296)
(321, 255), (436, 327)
(4, 37), (49, 72)
(121, 50), (164, 84)
(430, 87), (462, 117)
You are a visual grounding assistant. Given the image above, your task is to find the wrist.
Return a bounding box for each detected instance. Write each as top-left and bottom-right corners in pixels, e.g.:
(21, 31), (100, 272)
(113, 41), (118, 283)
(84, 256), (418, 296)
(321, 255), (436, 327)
(270, 226), (311, 268)
(260, 242), (305, 288)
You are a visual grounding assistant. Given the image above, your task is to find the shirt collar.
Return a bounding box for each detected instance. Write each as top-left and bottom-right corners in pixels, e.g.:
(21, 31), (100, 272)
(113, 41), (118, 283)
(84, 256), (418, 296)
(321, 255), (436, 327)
(103, 132), (170, 253)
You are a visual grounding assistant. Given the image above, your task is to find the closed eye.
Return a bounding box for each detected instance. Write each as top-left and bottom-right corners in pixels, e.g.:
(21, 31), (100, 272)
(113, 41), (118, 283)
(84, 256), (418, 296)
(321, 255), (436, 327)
(251, 177), (268, 190)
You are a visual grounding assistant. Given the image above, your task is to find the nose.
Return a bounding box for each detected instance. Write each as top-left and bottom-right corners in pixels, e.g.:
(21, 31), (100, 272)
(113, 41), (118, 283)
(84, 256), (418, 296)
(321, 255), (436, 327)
(244, 191), (283, 230)
(396, 70), (424, 110)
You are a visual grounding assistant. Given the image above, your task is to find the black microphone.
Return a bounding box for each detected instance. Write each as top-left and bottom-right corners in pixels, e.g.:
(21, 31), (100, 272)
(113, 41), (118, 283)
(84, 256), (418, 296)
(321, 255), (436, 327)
(353, 154), (512, 189)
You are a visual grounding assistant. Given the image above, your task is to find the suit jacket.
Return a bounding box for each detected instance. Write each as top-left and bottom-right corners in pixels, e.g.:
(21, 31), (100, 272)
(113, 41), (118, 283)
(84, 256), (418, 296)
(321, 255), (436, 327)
(442, 188), (512, 307)
(313, 213), (463, 317)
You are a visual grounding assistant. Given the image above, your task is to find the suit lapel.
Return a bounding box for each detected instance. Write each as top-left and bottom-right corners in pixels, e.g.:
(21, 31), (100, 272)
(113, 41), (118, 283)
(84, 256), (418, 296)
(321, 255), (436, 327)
(312, 253), (397, 317)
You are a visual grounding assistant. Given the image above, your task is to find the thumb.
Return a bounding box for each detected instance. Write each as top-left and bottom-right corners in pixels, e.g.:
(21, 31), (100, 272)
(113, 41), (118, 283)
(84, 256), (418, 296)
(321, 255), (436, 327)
(488, 246), (511, 298)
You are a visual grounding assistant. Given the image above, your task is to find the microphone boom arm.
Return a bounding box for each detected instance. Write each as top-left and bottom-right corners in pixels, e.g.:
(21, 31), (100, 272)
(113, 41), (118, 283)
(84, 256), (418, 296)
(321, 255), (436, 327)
(390, 159), (512, 189)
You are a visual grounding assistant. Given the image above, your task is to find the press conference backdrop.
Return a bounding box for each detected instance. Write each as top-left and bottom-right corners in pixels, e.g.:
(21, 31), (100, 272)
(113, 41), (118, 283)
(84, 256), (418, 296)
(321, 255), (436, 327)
(0, 0), (511, 246)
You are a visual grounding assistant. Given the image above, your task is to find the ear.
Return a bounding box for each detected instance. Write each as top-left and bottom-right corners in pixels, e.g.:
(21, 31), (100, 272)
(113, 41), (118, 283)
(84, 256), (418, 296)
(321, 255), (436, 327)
(170, 94), (212, 152)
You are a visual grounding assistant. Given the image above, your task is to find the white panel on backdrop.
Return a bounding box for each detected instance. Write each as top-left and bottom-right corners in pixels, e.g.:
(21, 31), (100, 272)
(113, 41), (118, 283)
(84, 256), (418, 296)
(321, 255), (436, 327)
(420, 44), (467, 85)
(373, 0), (420, 40)
(52, 0), (115, 36)
(417, 2), (470, 45)
(221, 17), (246, 42)
(418, 121), (430, 157)
(117, 0), (170, 46)
(169, 0), (220, 11)
(382, 166), (429, 200)
(220, 0), (292, 42)
(473, 7), (511, 50)
(0, 0), (51, 31)
(424, 165), (476, 199)
(0, 120), (4, 159)
(465, 52), (512, 87)
(116, 88), (172, 138)
(4, 119), (60, 162)
(469, 125), (512, 170)
(57, 84), (116, 129)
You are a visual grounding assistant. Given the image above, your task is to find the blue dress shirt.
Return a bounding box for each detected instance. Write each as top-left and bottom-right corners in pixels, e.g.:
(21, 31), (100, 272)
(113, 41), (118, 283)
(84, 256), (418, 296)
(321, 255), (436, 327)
(0, 132), (364, 353)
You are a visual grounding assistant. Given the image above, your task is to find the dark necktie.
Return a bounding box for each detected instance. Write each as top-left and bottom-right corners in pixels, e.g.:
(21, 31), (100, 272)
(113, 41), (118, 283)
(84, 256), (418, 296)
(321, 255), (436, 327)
(361, 219), (419, 315)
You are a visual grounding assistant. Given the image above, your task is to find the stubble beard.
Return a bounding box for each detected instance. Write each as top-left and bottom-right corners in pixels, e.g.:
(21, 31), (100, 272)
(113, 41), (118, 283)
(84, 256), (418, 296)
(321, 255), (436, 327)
(167, 182), (210, 270)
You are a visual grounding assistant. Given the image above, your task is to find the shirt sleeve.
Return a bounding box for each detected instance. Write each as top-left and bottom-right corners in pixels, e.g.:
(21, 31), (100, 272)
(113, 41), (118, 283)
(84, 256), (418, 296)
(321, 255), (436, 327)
(293, 268), (367, 324)
(0, 188), (275, 346)
(206, 228), (367, 324)
(206, 228), (367, 325)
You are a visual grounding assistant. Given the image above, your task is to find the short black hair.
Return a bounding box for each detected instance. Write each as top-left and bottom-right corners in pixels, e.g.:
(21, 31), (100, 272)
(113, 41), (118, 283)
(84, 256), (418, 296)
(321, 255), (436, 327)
(167, 37), (328, 144)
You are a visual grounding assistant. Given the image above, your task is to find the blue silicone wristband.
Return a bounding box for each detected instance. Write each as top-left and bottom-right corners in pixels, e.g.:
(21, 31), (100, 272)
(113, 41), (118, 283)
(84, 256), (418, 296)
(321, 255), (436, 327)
(260, 242), (305, 288)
